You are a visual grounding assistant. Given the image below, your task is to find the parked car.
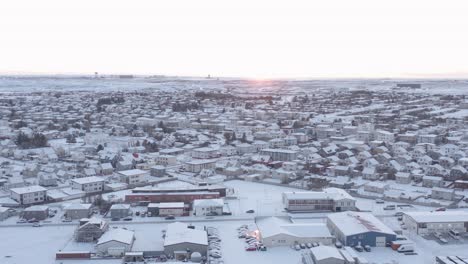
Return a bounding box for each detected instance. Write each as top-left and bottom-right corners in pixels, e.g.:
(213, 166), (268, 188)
(364, 245), (371, 252)
(335, 241), (343, 248)
(383, 205), (396, 210)
(394, 212), (404, 217)
(165, 215), (175, 220)
(376, 199), (385, 204)
(306, 243), (312, 248)
(354, 245), (364, 252)
(135, 211), (140, 216)
(300, 243), (306, 249)
(245, 246), (256, 251)
(259, 246), (267, 251)
(246, 210), (255, 214)
(294, 244), (301, 251)
(123, 217), (133, 221)
(16, 219), (27, 224)
(435, 207), (446, 212)
(32, 222), (42, 227)
(62, 218), (72, 223)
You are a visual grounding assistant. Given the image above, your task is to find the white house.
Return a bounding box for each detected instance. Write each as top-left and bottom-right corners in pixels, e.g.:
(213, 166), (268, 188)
(193, 198), (224, 216)
(71, 176), (105, 193)
(117, 169), (148, 185)
(10, 185), (47, 205)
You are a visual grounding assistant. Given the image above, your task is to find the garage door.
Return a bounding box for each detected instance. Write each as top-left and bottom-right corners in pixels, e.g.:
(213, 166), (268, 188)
(376, 236), (386, 247)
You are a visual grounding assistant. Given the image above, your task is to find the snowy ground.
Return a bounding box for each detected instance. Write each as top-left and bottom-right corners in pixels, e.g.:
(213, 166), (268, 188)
(1, 225), (76, 264)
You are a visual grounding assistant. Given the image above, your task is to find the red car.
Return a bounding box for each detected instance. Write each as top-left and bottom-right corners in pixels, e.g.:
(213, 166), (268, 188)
(435, 207), (446, 212)
(245, 246), (257, 251)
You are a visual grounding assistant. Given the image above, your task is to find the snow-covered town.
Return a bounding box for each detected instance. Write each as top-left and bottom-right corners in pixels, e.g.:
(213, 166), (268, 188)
(0, 76), (467, 264)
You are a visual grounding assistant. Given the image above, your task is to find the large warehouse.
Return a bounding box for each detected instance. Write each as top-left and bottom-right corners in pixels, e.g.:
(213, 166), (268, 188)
(163, 222), (208, 260)
(96, 228), (135, 256)
(403, 211), (468, 235)
(282, 188), (356, 212)
(256, 216), (334, 247)
(327, 212), (396, 247)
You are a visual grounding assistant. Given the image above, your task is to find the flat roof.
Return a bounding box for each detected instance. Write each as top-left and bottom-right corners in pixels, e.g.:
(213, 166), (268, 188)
(257, 217), (332, 239)
(148, 202), (184, 208)
(261, 148), (297, 154)
(283, 188), (355, 201)
(327, 212), (396, 237)
(11, 185), (47, 194)
(404, 211), (468, 223)
(164, 222), (208, 246)
(71, 176), (105, 185)
(118, 169), (147, 176)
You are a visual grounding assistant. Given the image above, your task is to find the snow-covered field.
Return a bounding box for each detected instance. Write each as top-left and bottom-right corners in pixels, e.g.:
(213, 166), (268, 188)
(1, 225), (76, 264)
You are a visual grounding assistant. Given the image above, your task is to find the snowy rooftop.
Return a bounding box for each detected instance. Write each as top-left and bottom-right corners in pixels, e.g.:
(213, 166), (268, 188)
(404, 211), (468, 223)
(148, 202), (184, 208)
(164, 222), (208, 246)
(71, 176), (105, 184)
(327, 212), (396, 236)
(117, 169), (147, 176)
(310, 245), (344, 261)
(257, 217), (332, 239)
(97, 228), (134, 245)
(193, 198), (224, 207)
(10, 185), (47, 194)
(283, 188), (355, 201)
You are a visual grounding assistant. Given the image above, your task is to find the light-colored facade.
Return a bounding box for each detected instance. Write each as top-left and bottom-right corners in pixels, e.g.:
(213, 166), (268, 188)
(283, 188), (356, 212)
(403, 211), (468, 235)
(193, 199), (224, 216)
(10, 185), (47, 205)
(71, 176), (105, 193)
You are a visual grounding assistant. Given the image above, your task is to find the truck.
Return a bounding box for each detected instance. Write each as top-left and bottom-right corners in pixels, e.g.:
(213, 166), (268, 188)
(397, 244), (414, 253)
(390, 240), (413, 251)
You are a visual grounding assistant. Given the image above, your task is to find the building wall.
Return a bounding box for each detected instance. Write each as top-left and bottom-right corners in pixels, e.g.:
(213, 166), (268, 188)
(110, 208), (130, 218)
(159, 207), (184, 216)
(21, 209), (48, 220)
(262, 233), (333, 247)
(193, 205), (223, 216)
(65, 209), (91, 220)
(96, 240), (133, 256)
(403, 216), (467, 235)
(343, 231), (396, 247)
(164, 243), (208, 257)
(11, 191), (46, 205)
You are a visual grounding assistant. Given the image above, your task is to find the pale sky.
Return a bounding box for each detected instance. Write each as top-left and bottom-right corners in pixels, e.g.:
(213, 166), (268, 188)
(1, 0), (467, 79)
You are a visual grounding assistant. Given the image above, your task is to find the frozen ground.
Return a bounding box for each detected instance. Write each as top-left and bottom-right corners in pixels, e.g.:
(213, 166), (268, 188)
(1, 225), (75, 264)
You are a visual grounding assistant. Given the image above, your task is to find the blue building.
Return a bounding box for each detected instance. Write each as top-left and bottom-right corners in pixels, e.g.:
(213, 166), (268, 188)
(327, 212), (397, 247)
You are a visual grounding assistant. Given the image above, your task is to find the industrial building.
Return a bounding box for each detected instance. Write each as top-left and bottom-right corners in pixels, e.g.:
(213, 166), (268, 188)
(96, 228), (135, 256)
(125, 191), (220, 204)
(256, 216), (334, 247)
(163, 222), (208, 260)
(282, 188), (356, 212)
(109, 204), (131, 219)
(193, 198), (224, 216)
(302, 245), (345, 264)
(403, 211), (468, 235)
(147, 202), (186, 216)
(327, 212), (397, 247)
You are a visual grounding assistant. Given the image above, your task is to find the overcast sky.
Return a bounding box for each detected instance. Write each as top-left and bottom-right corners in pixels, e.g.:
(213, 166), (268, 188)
(1, 0), (467, 79)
